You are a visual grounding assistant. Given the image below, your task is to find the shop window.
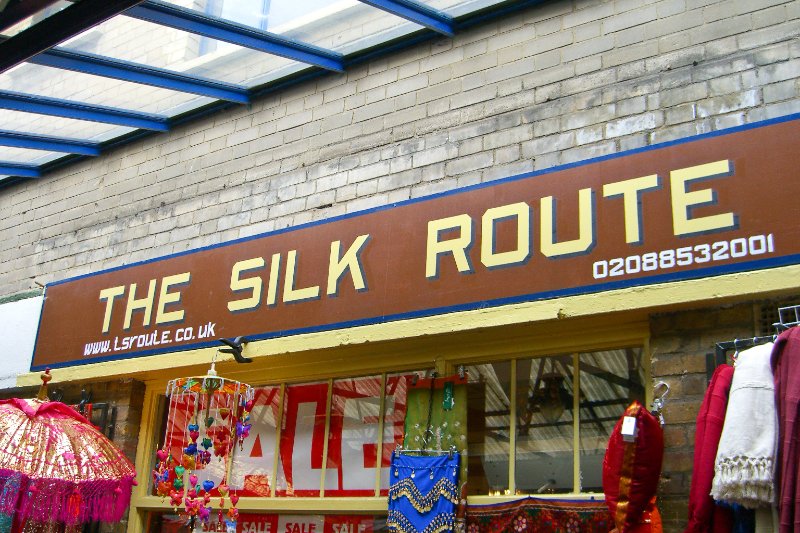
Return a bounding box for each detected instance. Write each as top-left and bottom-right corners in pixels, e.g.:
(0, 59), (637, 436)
(578, 348), (645, 492)
(515, 354), (574, 495)
(464, 346), (645, 495)
(154, 370), (427, 501)
(231, 386), (281, 496)
(276, 380), (329, 496)
(464, 362), (511, 495)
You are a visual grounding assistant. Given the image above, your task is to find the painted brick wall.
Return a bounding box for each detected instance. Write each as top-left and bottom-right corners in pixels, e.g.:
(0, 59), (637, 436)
(650, 302), (757, 531)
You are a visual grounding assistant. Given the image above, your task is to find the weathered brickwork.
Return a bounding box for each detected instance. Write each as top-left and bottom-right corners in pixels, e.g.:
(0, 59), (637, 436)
(650, 303), (756, 531)
(650, 295), (800, 532)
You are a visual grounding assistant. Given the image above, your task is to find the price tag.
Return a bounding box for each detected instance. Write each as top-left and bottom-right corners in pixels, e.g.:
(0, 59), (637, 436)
(621, 416), (638, 442)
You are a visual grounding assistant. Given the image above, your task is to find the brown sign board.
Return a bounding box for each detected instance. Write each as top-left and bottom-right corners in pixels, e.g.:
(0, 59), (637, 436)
(32, 116), (800, 369)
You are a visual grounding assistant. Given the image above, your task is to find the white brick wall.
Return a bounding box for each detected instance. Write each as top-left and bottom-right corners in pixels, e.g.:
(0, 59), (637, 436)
(2, 0), (800, 299)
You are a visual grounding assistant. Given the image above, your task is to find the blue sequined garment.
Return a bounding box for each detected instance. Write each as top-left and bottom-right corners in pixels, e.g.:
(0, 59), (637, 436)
(388, 452), (460, 533)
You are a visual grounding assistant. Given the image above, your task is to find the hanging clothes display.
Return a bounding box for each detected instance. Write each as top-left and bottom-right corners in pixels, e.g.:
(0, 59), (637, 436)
(711, 342), (777, 508)
(684, 364), (735, 533)
(387, 452), (460, 533)
(401, 372), (469, 531)
(770, 327), (800, 533)
(603, 400), (664, 533)
(403, 375), (468, 489)
(602, 399), (664, 533)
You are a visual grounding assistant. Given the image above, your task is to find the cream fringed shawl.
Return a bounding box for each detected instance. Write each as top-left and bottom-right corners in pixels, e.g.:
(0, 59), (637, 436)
(711, 342), (777, 508)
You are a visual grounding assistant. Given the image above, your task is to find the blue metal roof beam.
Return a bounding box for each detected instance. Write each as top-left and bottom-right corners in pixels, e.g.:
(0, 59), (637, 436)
(0, 162), (41, 178)
(358, 0), (454, 37)
(0, 90), (170, 131)
(0, 0), (147, 74)
(26, 46), (250, 105)
(126, 1), (345, 73)
(0, 130), (101, 155)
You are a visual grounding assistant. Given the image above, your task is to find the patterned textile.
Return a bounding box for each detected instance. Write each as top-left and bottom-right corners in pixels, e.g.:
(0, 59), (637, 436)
(0, 398), (136, 526)
(404, 376), (468, 492)
(388, 452), (460, 533)
(465, 497), (612, 533)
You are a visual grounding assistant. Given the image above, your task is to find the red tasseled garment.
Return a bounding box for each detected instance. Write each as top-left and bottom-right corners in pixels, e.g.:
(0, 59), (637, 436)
(771, 328), (800, 533)
(684, 364), (734, 533)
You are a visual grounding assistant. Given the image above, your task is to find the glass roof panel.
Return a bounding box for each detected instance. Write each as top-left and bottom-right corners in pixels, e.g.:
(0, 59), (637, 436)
(1, 1), (72, 38)
(0, 109), (134, 141)
(0, 146), (62, 166)
(0, 63), (213, 116)
(0, 0), (512, 178)
(418, 0), (509, 17)
(276, 1), (424, 55)
(56, 10), (314, 89)
(154, 0), (425, 58)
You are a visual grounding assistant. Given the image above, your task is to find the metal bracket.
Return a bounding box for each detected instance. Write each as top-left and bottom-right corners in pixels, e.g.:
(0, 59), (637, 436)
(218, 336), (252, 363)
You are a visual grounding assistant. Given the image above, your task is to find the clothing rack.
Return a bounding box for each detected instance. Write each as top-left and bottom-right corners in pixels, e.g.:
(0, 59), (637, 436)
(394, 444), (458, 457)
(706, 304), (800, 381)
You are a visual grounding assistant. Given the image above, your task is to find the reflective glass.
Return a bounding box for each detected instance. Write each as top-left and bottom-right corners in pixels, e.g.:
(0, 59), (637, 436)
(515, 355), (574, 495)
(325, 375), (383, 496)
(157, 0), (423, 57)
(275, 380), (329, 497)
(0, 1), (72, 38)
(59, 15), (285, 84)
(0, 146), (60, 164)
(229, 385), (281, 496)
(0, 109), (131, 142)
(0, 63), (210, 116)
(281, 2), (423, 55)
(419, 0), (509, 16)
(380, 370), (430, 493)
(465, 361), (511, 495)
(578, 348), (645, 492)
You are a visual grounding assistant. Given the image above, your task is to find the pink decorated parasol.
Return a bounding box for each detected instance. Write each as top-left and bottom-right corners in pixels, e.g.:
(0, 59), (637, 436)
(0, 370), (136, 528)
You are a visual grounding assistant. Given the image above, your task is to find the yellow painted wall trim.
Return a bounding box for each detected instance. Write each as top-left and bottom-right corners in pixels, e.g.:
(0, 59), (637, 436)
(132, 495), (389, 513)
(19, 264), (799, 387)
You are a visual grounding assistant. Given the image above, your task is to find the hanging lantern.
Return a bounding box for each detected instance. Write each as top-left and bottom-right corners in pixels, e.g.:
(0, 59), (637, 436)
(152, 359), (254, 531)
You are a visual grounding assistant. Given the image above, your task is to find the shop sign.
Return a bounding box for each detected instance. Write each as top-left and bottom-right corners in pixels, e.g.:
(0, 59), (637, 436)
(31, 115), (800, 369)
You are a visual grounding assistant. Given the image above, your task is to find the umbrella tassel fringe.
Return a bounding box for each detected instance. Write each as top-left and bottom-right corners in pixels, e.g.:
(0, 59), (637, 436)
(0, 475), (135, 525)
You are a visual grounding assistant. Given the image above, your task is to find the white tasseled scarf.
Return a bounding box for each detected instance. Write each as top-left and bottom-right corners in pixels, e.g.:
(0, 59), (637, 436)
(710, 342), (777, 508)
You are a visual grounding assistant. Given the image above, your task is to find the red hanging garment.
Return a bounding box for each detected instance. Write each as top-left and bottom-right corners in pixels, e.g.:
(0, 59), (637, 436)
(602, 401), (664, 533)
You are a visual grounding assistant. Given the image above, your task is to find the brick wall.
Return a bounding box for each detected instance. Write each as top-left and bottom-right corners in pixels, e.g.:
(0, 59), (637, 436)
(650, 302), (755, 530)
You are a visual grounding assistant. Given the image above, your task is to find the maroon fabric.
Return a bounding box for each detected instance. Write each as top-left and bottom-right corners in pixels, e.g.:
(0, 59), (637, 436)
(602, 401), (664, 532)
(683, 364), (734, 533)
(771, 328), (800, 533)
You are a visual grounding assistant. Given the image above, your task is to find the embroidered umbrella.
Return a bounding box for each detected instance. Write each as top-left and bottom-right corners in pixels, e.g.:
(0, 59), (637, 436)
(0, 370), (136, 529)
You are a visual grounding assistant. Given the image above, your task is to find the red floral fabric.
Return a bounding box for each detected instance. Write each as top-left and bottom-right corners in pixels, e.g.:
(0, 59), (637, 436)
(465, 497), (612, 533)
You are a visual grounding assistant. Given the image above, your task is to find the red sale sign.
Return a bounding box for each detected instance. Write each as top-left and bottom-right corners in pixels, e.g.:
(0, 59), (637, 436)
(163, 375), (413, 497)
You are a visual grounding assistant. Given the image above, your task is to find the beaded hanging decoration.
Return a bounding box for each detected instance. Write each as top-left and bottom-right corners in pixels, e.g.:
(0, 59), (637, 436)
(388, 452), (460, 533)
(152, 360), (254, 531)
